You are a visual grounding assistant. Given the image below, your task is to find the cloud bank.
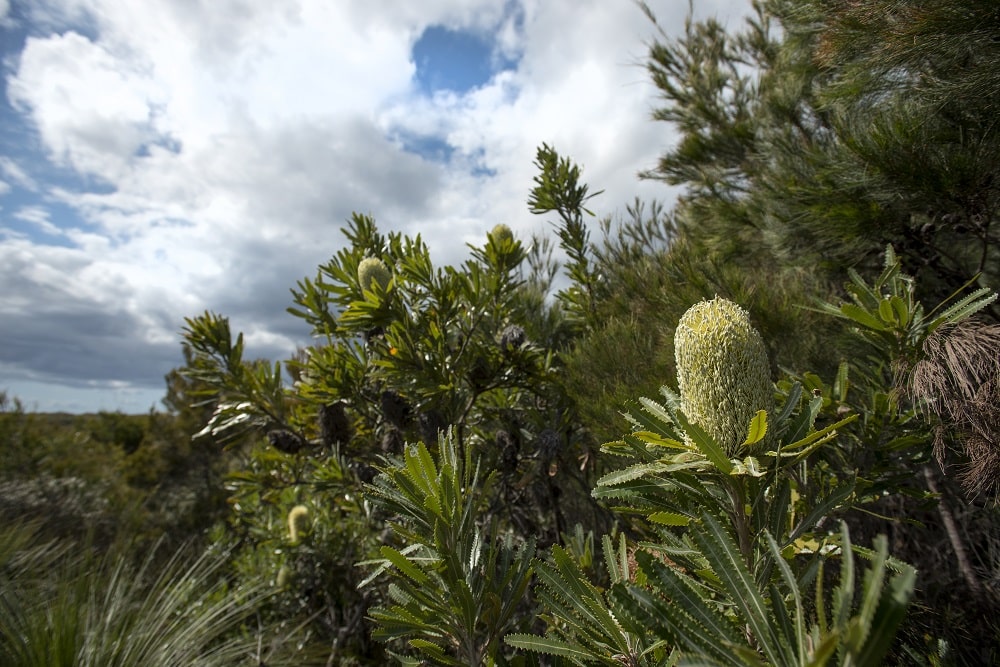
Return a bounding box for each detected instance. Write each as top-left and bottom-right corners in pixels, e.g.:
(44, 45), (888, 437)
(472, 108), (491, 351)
(0, 0), (749, 412)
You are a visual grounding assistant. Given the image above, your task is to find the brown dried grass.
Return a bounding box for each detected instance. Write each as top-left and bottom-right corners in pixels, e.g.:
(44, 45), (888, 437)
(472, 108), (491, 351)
(910, 320), (1000, 498)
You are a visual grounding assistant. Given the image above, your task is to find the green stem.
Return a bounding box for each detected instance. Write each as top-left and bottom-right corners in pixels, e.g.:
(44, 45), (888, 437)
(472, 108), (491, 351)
(726, 478), (754, 568)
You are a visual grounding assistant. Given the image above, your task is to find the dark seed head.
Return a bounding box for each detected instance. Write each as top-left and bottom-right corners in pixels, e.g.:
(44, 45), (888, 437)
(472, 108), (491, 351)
(380, 390), (410, 429)
(268, 429), (306, 454)
(319, 402), (351, 447)
(536, 428), (562, 462)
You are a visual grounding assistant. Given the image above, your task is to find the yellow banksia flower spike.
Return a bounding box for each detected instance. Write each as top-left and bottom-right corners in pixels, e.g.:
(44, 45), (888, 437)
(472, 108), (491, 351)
(287, 504), (310, 544)
(357, 257), (391, 292)
(675, 297), (773, 456)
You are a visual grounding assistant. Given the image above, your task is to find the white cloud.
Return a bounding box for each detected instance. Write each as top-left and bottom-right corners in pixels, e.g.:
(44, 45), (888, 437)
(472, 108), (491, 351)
(13, 205), (64, 237)
(2, 0), (753, 411)
(8, 31), (165, 180)
(0, 157), (39, 191)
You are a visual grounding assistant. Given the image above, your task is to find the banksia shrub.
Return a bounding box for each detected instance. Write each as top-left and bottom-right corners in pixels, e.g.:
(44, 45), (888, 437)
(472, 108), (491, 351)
(357, 257), (391, 292)
(675, 297), (773, 456)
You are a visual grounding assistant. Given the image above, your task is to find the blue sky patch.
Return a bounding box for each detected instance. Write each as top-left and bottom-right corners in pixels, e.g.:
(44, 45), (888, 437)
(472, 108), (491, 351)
(412, 25), (517, 95)
(395, 131), (455, 163)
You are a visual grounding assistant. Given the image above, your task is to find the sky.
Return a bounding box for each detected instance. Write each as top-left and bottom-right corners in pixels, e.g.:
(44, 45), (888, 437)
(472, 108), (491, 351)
(0, 0), (750, 414)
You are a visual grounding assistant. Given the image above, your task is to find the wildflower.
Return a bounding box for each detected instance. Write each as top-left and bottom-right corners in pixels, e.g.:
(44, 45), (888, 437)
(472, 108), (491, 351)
(675, 297), (773, 456)
(288, 505), (310, 544)
(358, 257), (391, 292)
(489, 224), (514, 245)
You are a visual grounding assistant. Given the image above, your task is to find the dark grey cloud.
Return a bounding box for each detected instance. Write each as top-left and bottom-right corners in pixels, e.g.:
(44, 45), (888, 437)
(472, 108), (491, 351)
(238, 117), (443, 229)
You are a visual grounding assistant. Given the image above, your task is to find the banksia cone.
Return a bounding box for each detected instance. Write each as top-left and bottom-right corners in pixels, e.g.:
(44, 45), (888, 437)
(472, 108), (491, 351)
(319, 401), (351, 447)
(418, 409), (447, 445)
(287, 505), (310, 544)
(357, 257), (391, 292)
(536, 428), (563, 462)
(489, 223), (514, 245)
(499, 324), (526, 351)
(496, 429), (519, 474)
(380, 390), (410, 429)
(268, 429), (306, 454)
(675, 297), (773, 456)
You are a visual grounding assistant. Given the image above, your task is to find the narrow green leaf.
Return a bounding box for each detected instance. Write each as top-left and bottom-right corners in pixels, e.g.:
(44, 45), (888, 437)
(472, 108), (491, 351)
(636, 551), (743, 649)
(840, 303), (888, 331)
(637, 395), (677, 428)
(789, 483), (855, 542)
(743, 410), (768, 446)
(694, 513), (790, 665)
(409, 639), (461, 666)
(877, 298), (896, 325)
(633, 431), (688, 450)
(835, 361), (850, 403)
(779, 414), (858, 454)
(674, 411), (732, 474)
(505, 633), (596, 660)
(890, 296), (910, 327)
(832, 523), (855, 628)
(649, 512), (691, 526)
(855, 562), (916, 667)
(380, 546), (430, 586)
(602, 533), (630, 585)
(932, 287), (997, 327)
(766, 532), (805, 656)
(597, 463), (665, 487)
(617, 573), (740, 666)
(774, 382), (803, 429)
(847, 268), (880, 308)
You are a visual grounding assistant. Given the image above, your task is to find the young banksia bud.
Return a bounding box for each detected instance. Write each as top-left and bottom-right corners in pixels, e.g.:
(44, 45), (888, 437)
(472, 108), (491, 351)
(287, 504), (310, 544)
(489, 223), (514, 245)
(357, 257), (391, 292)
(674, 297), (773, 456)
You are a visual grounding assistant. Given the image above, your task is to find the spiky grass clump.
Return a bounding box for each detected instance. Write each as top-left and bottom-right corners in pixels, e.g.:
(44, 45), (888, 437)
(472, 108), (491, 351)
(0, 524), (265, 667)
(675, 297), (773, 456)
(357, 257), (391, 292)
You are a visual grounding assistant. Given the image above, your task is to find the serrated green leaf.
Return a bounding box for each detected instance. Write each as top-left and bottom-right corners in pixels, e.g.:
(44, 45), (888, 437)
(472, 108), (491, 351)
(634, 431), (688, 450)
(380, 546), (430, 586)
(649, 512), (691, 526)
(505, 633), (596, 660)
(743, 410), (768, 446)
(597, 463), (664, 487)
(840, 303), (888, 331)
(932, 287), (997, 327)
(674, 411), (733, 474)
(694, 513), (790, 665)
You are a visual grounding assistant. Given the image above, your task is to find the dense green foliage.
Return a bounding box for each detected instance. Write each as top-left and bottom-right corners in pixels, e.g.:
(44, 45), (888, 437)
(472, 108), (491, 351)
(2, 0), (999, 664)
